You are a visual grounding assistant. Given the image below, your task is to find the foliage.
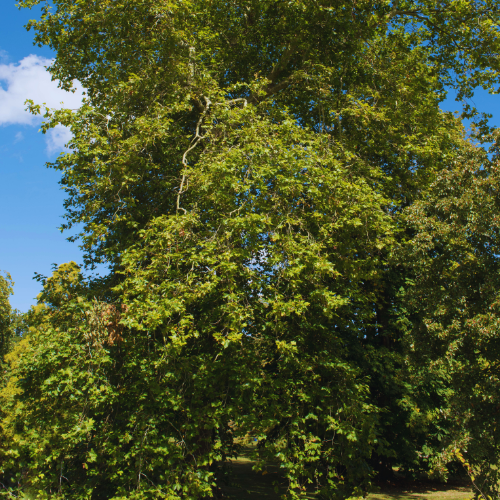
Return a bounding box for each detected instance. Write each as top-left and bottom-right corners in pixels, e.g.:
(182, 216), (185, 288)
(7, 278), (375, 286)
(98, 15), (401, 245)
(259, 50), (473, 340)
(2, 0), (500, 498)
(0, 273), (14, 367)
(397, 132), (500, 497)
(0, 273), (25, 373)
(0, 272), (26, 496)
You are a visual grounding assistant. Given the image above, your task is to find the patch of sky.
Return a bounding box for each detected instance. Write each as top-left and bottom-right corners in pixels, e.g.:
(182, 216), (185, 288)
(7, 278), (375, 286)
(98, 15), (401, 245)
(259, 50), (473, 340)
(0, 3), (92, 312)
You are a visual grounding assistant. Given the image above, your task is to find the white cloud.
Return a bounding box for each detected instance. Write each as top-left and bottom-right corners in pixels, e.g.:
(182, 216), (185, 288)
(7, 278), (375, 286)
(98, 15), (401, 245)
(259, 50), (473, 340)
(0, 54), (85, 154)
(0, 55), (84, 125)
(14, 131), (24, 143)
(46, 124), (73, 155)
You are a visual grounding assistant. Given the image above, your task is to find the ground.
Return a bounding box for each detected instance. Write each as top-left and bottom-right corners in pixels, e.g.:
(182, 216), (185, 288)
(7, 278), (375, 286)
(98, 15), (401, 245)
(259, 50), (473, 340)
(219, 447), (472, 500)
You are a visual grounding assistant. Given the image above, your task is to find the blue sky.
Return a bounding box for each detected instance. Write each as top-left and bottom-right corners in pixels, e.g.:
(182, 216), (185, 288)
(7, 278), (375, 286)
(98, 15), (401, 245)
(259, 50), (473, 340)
(1, 2), (86, 312)
(1, 2), (499, 312)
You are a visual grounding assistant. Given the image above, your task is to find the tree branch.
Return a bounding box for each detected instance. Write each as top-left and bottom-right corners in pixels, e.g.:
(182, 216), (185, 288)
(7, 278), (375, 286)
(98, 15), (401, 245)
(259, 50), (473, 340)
(177, 95), (211, 214)
(266, 40), (299, 83)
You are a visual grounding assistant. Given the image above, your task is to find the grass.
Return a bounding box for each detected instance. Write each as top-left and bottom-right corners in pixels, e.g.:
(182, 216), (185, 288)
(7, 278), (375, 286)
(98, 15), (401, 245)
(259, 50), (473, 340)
(219, 447), (472, 500)
(367, 480), (472, 500)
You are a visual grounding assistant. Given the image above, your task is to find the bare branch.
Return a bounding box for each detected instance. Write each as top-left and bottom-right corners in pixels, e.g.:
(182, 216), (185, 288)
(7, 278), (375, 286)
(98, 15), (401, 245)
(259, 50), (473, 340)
(177, 95), (211, 213)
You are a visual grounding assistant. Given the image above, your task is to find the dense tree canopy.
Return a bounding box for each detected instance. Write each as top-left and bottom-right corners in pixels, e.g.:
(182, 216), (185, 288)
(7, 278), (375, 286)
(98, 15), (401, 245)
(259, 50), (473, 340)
(1, 0), (500, 498)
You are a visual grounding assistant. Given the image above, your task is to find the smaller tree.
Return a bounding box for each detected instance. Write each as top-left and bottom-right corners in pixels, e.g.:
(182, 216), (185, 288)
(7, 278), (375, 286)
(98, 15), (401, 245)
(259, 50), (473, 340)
(0, 273), (16, 368)
(397, 133), (500, 497)
(0, 272), (27, 494)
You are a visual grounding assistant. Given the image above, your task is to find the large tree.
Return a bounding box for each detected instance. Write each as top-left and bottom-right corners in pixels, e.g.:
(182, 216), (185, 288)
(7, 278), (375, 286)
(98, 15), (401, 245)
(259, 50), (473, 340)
(1, 0), (500, 498)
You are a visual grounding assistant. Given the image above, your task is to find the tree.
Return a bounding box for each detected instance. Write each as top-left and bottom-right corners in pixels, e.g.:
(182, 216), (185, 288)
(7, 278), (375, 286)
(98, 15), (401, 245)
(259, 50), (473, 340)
(397, 130), (500, 497)
(2, 0), (500, 498)
(0, 273), (24, 371)
(0, 272), (26, 495)
(0, 273), (15, 368)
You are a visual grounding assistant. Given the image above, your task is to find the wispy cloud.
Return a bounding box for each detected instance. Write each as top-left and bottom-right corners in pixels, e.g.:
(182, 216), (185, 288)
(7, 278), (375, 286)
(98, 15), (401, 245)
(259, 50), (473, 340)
(46, 124), (73, 155)
(13, 131), (24, 143)
(12, 153), (23, 163)
(0, 54), (84, 154)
